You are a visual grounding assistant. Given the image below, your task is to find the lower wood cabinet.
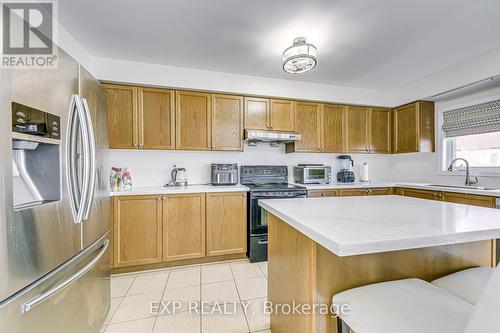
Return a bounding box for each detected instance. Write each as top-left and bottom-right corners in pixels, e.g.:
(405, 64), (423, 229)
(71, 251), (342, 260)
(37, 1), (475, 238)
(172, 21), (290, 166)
(307, 189), (337, 198)
(398, 187), (496, 208)
(308, 188), (392, 198)
(163, 194), (205, 261)
(112, 192), (247, 269)
(206, 192), (247, 256)
(113, 195), (163, 268)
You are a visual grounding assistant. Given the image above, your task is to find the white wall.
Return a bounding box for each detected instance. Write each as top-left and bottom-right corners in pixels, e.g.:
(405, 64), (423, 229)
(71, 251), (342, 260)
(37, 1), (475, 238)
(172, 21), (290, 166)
(109, 146), (393, 187)
(92, 57), (394, 107)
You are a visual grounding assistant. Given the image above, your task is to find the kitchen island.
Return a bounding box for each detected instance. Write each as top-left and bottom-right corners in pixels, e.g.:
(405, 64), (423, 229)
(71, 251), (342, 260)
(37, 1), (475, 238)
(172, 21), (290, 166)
(259, 196), (500, 333)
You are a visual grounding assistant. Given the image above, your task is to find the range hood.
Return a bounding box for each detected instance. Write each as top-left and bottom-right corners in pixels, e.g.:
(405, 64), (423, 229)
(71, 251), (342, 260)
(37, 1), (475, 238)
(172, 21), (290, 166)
(244, 130), (301, 145)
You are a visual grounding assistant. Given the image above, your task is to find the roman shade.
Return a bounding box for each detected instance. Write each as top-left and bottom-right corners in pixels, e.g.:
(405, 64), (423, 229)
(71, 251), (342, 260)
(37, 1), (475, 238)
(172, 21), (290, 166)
(442, 99), (500, 137)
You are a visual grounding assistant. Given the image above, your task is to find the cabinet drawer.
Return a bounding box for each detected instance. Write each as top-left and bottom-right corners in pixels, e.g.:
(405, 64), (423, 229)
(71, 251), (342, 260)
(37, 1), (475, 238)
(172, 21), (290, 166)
(307, 190), (337, 198)
(443, 192), (496, 208)
(399, 188), (441, 201)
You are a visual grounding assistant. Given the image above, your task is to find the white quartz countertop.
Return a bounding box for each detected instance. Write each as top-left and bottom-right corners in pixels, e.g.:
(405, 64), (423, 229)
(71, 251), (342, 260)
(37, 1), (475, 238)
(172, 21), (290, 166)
(110, 184), (249, 196)
(259, 195), (500, 257)
(293, 182), (500, 197)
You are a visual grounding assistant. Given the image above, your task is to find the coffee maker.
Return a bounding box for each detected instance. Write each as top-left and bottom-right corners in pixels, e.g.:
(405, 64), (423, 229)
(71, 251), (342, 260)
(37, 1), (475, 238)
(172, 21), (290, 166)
(337, 155), (355, 183)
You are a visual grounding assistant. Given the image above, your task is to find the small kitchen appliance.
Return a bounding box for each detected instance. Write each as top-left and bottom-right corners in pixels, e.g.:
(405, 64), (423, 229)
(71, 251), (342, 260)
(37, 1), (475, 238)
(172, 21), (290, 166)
(169, 165), (188, 186)
(337, 155), (355, 183)
(293, 164), (331, 184)
(211, 163), (238, 185)
(241, 165), (307, 262)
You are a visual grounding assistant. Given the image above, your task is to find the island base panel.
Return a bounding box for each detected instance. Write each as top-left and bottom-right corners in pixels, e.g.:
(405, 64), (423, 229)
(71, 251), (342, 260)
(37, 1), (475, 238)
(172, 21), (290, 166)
(268, 214), (494, 333)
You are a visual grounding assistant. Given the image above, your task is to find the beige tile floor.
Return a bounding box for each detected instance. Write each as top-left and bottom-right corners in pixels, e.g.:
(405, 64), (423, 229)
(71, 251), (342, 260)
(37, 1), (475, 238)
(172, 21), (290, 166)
(102, 260), (271, 333)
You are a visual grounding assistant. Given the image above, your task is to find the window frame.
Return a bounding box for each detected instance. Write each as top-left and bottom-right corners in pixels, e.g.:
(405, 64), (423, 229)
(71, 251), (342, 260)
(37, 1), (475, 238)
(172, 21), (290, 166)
(437, 94), (500, 178)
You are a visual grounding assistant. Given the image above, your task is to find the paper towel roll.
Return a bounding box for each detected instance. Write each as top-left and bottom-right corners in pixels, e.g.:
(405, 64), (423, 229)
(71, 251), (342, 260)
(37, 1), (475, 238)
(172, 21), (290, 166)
(361, 162), (369, 182)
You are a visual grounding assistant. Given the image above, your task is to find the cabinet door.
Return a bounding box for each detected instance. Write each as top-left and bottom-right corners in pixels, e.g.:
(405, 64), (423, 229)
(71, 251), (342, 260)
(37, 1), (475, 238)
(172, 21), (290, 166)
(400, 188), (441, 201)
(138, 87), (175, 149)
(105, 84), (138, 149)
(244, 97), (269, 130)
(163, 194), (205, 261)
(113, 196), (162, 268)
(369, 108), (391, 153)
(337, 189), (367, 197)
(443, 192), (496, 208)
(368, 188), (393, 195)
(292, 101), (322, 152)
(346, 106), (369, 153)
(394, 103), (418, 153)
(206, 192), (247, 256)
(175, 91), (211, 150)
(270, 99), (295, 131)
(322, 104), (345, 153)
(212, 94), (243, 151)
(307, 190), (337, 198)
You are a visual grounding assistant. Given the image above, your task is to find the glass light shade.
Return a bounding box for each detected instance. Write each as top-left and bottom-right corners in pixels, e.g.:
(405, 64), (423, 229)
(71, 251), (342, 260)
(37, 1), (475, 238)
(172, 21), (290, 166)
(282, 37), (317, 74)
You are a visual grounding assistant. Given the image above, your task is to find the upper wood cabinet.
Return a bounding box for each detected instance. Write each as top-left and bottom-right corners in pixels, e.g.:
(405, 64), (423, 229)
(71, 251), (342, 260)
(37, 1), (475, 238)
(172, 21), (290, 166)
(244, 97), (269, 130)
(138, 87), (175, 149)
(322, 104), (346, 153)
(345, 106), (391, 154)
(175, 91), (212, 150)
(393, 101), (435, 154)
(113, 195), (163, 268)
(287, 101), (322, 152)
(270, 99), (295, 131)
(105, 84), (175, 150)
(369, 107), (391, 153)
(162, 194), (205, 261)
(346, 106), (369, 153)
(206, 192), (247, 257)
(105, 84), (138, 149)
(212, 94), (243, 151)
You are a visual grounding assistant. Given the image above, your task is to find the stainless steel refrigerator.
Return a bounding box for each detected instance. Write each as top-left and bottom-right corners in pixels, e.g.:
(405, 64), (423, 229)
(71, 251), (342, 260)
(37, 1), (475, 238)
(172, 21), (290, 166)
(0, 47), (110, 332)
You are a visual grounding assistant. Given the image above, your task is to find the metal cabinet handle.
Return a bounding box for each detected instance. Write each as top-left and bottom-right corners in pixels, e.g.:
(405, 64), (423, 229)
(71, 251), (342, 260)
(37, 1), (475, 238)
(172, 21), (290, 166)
(22, 239), (110, 314)
(257, 239), (268, 245)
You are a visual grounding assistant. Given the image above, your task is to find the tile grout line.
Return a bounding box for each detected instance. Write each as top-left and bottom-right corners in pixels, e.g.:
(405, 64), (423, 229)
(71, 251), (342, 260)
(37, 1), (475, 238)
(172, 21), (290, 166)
(152, 270), (172, 333)
(229, 263), (252, 333)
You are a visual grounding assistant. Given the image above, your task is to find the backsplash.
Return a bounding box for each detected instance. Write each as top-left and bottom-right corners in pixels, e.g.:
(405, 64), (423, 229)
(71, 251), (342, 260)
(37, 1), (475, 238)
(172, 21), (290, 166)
(108, 145), (394, 187)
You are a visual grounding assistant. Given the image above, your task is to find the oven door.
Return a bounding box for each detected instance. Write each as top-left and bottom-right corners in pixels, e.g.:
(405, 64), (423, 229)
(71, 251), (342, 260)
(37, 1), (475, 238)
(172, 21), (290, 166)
(249, 193), (306, 236)
(304, 167), (327, 183)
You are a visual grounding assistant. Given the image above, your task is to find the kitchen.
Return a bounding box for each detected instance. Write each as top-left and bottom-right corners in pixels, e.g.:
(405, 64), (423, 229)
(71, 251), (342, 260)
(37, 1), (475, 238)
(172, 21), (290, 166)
(2, 1), (500, 333)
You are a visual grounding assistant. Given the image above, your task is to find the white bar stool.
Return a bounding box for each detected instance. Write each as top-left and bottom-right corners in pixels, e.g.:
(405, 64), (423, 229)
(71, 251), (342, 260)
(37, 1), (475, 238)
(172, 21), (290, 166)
(332, 265), (500, 333)
(431, 267), (494, 304)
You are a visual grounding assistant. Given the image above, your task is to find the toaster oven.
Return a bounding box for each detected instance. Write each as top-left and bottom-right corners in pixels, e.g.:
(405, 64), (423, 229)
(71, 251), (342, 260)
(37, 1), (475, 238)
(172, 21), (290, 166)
(293, 165), (332, 184)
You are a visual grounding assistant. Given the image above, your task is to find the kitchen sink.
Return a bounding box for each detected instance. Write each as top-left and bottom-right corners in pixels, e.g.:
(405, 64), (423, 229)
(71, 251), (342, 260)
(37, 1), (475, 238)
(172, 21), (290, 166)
(428, 184), (500, 191)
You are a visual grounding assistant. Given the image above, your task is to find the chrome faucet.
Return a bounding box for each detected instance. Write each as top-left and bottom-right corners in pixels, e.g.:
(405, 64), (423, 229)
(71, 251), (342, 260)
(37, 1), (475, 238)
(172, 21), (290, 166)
(447, 158), (479, 186)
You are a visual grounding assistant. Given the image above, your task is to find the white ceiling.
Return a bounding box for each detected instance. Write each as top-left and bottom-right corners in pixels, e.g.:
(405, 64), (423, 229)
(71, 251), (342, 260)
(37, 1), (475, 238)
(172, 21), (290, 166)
(60, 0), (500, 90)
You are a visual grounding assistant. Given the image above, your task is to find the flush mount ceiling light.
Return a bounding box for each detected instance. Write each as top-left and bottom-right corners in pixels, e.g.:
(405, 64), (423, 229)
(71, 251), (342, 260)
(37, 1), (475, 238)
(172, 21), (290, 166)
(282, 37), (317, 74)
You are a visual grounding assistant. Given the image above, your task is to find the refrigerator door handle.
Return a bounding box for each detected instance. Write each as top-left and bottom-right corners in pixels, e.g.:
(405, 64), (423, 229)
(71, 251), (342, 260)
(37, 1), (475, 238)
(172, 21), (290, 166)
(66, 95), (90, 224)
(80, 97), (96, 221)
(21, 239), (110, 314)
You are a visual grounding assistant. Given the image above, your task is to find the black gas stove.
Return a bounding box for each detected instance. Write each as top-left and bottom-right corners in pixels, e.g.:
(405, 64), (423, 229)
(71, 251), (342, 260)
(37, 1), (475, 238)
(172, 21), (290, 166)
(240, 166), (307, 262)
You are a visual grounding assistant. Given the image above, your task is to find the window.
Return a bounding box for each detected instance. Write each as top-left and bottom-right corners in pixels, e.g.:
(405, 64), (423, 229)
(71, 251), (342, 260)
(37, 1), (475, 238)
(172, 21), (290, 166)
(439, 96), (500, 175)
(444, 132), (500, 169)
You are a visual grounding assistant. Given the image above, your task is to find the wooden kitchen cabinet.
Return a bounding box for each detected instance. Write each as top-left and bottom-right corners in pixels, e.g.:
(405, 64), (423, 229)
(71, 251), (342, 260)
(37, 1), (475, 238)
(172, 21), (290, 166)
(346, 106), (369, 153)
(286, 101), (322, 152)
(370, 107), (391, 153)
(393, 101), (435, 153)
(175, 90), (212, 150)
(322, 104), (346, 153)
(270, 99), (295, 131)
(443, 192), (496, 208)
(138, 87), (175, 149)
(113, 195), (163, 268)
(105, 84), (138, 149)
(244, 97), (269, 130)
(212, 94), (243, 151)
(307, 190), (338, 198)
(206, 192), (247, 256)
(398, 188), (441, 200)
(337, 188), (393, 196)
(162, 194), (206, 261)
